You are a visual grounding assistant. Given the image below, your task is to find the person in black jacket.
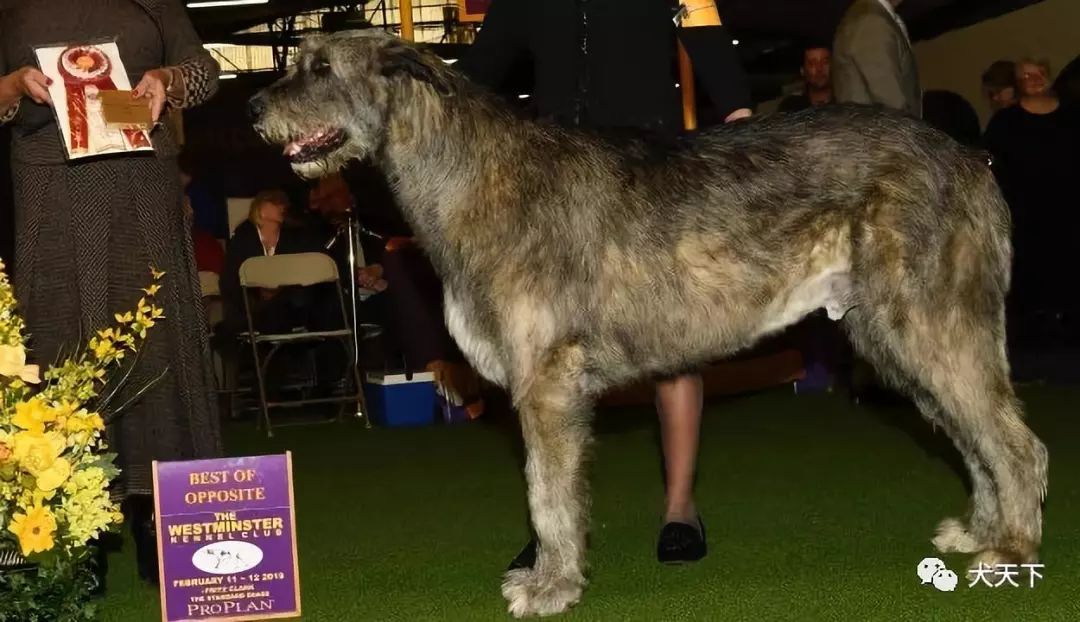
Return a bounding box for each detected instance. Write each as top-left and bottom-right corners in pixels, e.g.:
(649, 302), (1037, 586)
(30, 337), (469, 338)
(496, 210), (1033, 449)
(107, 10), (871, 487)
(457, 0), (752, 566)
(219, 190), (328, 335)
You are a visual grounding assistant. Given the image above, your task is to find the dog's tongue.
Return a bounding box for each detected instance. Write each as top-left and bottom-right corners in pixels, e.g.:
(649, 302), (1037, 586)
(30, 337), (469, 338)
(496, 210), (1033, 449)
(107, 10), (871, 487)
(284, 129), (329, 157)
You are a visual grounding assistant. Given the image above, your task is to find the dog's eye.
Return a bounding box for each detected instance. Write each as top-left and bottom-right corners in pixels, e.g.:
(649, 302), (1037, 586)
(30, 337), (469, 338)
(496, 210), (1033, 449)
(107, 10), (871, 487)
(312, 59), (332, 75)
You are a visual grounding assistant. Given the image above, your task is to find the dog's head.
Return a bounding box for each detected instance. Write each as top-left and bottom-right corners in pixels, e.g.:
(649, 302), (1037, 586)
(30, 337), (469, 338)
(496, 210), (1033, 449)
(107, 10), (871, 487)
(250, 30), (453, 178)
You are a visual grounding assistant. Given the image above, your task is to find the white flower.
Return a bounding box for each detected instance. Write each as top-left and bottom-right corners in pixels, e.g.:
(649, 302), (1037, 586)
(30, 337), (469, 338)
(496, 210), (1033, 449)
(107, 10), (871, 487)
(0, 344), (40, 384)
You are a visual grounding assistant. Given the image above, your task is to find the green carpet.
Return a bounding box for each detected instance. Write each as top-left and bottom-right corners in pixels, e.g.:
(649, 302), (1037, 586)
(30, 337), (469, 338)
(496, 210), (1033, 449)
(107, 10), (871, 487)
(98, 386), (1080, 621)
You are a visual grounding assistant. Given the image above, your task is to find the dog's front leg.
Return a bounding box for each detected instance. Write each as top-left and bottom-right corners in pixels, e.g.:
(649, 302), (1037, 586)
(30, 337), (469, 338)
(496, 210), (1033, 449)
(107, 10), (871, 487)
(502, 343), (592, 617)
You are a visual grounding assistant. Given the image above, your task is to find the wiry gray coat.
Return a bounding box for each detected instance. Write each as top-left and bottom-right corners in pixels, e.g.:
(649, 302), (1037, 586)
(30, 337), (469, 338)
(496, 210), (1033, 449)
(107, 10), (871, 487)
(252, 31), (1047, 618)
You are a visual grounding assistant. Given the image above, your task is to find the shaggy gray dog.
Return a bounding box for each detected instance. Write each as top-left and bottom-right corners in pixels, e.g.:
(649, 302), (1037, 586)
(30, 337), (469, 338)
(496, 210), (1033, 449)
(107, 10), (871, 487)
(251, 30), (1047, 617)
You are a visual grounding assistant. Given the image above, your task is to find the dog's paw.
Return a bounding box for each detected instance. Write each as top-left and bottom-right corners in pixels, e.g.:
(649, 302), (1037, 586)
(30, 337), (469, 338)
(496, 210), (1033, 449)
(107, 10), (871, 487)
(501, 568), (584, 618)
(932, 517), (981, 554)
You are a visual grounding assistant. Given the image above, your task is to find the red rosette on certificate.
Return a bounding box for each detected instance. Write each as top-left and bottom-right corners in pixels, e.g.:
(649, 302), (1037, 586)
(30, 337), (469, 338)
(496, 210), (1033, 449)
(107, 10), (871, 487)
(57, 45), (151, 154)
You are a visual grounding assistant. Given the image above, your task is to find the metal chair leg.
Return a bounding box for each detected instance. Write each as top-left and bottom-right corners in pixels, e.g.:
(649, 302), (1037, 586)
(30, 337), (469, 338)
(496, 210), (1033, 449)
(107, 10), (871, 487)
(249, 340), (277, 438)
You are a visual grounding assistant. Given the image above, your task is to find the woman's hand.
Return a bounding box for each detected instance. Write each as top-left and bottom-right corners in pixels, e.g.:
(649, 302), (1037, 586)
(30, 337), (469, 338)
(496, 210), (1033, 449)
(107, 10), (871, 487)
(1, 67), (52, 106)
(132, 69), (170, 123)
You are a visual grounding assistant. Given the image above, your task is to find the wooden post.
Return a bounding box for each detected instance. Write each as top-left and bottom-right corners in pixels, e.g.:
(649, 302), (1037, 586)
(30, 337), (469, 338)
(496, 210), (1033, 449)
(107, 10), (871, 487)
(677, 41), (697, 132)
(400, 0), (415, 41)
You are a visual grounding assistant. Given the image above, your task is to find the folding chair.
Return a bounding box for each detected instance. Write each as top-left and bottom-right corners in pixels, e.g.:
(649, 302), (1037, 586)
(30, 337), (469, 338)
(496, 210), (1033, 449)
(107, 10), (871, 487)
(238, 252), (370, 437)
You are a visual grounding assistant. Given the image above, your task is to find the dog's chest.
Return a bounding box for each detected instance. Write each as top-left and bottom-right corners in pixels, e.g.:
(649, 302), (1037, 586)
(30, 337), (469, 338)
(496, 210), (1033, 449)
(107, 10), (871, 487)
(443, 289), (508, 388)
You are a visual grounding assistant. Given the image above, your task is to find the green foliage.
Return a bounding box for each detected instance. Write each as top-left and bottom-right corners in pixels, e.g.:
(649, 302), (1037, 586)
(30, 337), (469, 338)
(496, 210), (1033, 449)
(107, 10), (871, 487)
(0, 550), (100, 622)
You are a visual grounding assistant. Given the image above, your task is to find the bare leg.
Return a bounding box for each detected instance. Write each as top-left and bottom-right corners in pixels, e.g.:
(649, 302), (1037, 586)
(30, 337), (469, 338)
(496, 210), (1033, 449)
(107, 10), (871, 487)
(656, 373), (703, 523)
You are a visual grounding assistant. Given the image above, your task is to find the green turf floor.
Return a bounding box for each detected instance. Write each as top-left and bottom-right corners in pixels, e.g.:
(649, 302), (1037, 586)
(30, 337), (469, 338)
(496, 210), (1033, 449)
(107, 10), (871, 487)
(97, 386), (1080, 621)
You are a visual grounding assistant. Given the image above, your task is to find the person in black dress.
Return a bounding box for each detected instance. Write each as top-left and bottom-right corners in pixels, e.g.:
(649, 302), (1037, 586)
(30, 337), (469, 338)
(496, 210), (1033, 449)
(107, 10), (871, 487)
(984, 58), (1080, 347)
(0, 0), (222, 583)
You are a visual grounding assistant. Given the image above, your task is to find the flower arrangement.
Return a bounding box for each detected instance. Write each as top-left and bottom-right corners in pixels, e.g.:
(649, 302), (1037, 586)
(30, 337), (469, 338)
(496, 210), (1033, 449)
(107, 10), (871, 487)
(0, 259), (164, 621)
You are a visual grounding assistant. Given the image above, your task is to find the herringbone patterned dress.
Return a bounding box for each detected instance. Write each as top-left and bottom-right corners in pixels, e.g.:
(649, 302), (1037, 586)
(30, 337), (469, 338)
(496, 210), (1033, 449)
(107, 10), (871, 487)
(2, 0), (223, 499)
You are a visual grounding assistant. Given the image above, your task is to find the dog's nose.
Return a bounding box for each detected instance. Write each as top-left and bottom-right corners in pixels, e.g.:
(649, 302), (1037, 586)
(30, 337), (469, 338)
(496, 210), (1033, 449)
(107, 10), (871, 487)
(247, 93), (267, 121)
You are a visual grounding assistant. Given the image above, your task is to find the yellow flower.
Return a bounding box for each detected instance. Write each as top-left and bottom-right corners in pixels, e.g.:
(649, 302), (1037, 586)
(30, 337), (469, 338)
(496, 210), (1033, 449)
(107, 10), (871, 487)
(65, 411), (104, 434)
(150, 267), (166, 280)
(12, 399), (57, 434)
(96, 328), (118, 341)
(91, 338), (115, 360)
(142, 284), (161, 296)
(49, 400), (76, 426)
(13, 431), (71, 491)
(7, 505), (57, 556)
(117, 334), (137, 351)
(0, 344), (40, 384)
(35, 459), (70, 492)
(114, 311), (134, 324)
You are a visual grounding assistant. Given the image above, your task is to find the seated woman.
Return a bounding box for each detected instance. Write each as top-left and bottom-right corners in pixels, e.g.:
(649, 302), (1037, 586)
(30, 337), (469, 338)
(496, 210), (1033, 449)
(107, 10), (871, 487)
(217, 191), (346, 397)
(218, 190), (334, 336)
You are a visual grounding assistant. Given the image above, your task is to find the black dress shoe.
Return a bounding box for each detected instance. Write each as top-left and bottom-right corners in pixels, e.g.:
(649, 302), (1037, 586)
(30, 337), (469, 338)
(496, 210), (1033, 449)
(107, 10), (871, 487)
(128, 495), (160, 585)
(657, 516), (707, 564)
(507, 537), (538, 571)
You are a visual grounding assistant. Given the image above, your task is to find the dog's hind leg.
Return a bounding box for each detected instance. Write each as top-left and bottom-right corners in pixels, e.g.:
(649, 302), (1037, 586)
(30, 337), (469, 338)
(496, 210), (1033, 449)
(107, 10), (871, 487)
(843, 312), (996, 552)
(844, 298), (1048, 577)
(913, 393), (999, 555)
(502, 342), (592, 617)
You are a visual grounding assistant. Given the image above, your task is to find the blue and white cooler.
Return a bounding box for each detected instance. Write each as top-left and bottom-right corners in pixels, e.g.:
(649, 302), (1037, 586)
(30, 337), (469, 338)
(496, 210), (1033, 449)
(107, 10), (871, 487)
(363, 371), (437, 427)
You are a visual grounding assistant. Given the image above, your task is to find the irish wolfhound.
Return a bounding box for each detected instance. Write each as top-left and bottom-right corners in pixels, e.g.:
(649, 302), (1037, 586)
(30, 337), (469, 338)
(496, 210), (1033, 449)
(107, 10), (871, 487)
(251, 31), (1048, 617)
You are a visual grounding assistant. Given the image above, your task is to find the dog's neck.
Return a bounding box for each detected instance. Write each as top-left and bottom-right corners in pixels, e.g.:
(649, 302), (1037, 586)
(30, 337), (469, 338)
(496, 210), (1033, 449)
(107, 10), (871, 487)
(379, 83), (526, 275)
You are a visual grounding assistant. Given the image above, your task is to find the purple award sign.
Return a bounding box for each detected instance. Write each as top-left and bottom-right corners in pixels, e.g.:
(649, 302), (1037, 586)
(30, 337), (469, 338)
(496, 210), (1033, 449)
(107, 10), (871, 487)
(153, 453), (301, 622)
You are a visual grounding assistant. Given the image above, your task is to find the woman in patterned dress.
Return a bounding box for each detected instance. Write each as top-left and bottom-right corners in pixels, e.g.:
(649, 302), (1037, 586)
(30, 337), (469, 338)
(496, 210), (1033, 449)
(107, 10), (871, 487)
(0, 0), (223, 583)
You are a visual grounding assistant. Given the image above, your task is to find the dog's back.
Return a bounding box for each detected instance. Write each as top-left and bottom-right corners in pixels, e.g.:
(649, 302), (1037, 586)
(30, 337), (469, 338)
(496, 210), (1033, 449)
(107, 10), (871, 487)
(503, 104), (1009, 369)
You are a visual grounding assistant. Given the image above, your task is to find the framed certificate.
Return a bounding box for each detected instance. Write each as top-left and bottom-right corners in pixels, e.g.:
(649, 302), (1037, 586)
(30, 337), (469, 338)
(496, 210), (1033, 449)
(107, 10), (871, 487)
(33, 40), (154, 160)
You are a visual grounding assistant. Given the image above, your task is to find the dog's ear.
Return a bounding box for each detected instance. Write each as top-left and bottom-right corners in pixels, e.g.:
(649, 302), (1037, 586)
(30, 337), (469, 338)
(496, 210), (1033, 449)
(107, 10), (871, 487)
(380, 44), (452, 96)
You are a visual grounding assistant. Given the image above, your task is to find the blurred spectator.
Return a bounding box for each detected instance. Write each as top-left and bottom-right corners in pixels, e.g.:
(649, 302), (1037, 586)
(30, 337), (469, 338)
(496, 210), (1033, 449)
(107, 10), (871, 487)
(982, 60), (1017, 114)
(1053, 54), (1080, 109)
(306, 172), (387, 291)
(832, 0), (921, 117)
(306, 173), (478, 406)
(983, 58), (1080, 343)
(182, 171), (225, 275)
(778, 46), (834, 112)
(179, 152), (229, 241)
(219, 190), (332, 336)
(215, 190), (348, 395)
(922, 90), (981, 146)
(831, 0), (920, 400)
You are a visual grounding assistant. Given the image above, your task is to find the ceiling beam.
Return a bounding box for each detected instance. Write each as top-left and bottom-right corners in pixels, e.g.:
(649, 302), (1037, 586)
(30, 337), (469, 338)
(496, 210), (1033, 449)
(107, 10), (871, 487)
(191, 0), (356, 39)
